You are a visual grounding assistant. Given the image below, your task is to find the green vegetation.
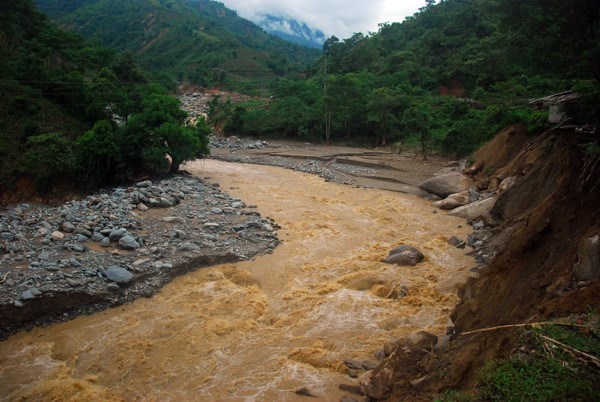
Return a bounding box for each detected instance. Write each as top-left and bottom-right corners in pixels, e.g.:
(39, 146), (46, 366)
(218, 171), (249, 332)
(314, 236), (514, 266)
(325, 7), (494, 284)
(36, 0), (320, 93)
(0, 1), (210, 193)
(211, 0), (599, 156)
(438, 315), (600, 402)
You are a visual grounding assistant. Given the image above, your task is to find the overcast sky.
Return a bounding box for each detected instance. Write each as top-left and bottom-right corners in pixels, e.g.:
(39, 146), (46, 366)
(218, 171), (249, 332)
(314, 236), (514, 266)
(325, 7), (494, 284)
(219, 0), (425, 39)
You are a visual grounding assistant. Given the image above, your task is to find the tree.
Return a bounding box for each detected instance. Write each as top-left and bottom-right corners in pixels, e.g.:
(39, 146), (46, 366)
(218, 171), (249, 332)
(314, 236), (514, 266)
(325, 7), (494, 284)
(367, 87), (402, 146)
(76, 120), (121, 186)
(403, 103), (433, 159)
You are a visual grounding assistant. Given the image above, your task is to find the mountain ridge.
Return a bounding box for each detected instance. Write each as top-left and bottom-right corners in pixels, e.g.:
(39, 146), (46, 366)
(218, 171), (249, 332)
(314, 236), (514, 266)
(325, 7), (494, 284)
(35, 0), (320, 92)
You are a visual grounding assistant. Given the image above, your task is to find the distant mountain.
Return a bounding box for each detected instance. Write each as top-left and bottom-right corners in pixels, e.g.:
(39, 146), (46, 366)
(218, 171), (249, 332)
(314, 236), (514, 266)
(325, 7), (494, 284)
(256, 15), (326, 49)
(35, 0), (320, 92)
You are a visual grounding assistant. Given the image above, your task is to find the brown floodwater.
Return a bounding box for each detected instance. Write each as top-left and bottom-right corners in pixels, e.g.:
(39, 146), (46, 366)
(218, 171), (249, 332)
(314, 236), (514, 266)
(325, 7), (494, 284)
(0, 160), (473, 401)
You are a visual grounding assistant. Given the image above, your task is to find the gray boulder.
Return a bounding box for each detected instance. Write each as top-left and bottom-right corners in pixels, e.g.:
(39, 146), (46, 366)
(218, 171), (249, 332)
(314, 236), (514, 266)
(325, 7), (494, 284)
(106, 266), (134, 284)
(449, 197), (496, 221)
(418, 172), (472, 198)
(108, 228), (128, 241)
(179, 242), (201, 252)
(384, 245), (424, 266)
(21, 288), (42, 301)
(119, 235), (140, 250)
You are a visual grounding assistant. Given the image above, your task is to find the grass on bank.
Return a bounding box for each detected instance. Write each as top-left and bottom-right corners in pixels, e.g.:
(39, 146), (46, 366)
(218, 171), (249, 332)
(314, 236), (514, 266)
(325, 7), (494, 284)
(438, 314), (600, 402)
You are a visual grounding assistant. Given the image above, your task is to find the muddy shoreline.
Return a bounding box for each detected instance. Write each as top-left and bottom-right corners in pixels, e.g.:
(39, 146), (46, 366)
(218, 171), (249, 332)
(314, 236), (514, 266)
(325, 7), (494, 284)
(0, 172), (279, 339)
(0, 137), (454, 340)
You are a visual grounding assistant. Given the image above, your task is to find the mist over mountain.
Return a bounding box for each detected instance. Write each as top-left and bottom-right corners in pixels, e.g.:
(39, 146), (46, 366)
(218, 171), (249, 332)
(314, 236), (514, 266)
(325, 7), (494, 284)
(256, 15), (326, 49)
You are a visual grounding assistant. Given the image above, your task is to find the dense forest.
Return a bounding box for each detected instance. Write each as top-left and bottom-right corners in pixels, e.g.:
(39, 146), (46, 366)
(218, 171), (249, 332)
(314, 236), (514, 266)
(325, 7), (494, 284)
(35, 0), (320, 93)
(0, 0), (210, 194)
(2, 0), (599, 196)
(211, 0), (600, 155)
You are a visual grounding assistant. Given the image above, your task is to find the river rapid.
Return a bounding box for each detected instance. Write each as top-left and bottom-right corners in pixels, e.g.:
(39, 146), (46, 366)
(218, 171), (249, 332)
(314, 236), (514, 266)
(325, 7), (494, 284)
(0, 160), (473, 401)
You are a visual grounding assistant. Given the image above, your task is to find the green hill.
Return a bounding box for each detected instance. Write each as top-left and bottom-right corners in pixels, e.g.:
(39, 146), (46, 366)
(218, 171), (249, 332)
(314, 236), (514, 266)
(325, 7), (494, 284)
(0, 0), (210, 197)
(36, 0), (320, 93)
(211, 0), (599, 154)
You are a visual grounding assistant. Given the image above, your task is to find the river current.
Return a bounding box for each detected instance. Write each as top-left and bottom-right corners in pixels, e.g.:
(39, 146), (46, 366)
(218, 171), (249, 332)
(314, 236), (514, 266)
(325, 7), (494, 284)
(0, 160), (472, 401)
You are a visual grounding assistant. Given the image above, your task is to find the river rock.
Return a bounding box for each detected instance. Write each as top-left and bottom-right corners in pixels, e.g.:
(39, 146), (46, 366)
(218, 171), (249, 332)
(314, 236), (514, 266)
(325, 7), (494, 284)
(179, 242), (201, 252)
(344, 358), (364, 370)
(573, 235), (600, 281)
(384, 245), (424, 266)
(108, 228), (128, 241)
(499, 176), (516, 192)
(449, 197), (496, 221)
(448, 236), (465, 247)
(119, 235), (140, 250)
(91, 233), (105, 242)
(162, 216), (183, 223)
(51, 231), (65, 241)
(137, 203), (149, 211)
(432, 191), (470, 210)
(105, 266), (133, 284)
(21, 287), (42, 301)
(61, 222), (75, 233)
(406, 331), (438, 349)
(418, 172), (472, 198)
(75, 227), (92, 237)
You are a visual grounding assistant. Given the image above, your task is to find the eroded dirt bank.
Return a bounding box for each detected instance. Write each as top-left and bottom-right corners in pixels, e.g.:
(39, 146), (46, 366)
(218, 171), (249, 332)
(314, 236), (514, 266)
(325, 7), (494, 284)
(367, 127), (600, 400)
(0, 160), (474, 401)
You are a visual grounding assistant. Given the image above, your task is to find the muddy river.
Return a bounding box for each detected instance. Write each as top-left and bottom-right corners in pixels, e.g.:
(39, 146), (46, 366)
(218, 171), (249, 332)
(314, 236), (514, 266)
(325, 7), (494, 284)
(0, 160), (473, 401)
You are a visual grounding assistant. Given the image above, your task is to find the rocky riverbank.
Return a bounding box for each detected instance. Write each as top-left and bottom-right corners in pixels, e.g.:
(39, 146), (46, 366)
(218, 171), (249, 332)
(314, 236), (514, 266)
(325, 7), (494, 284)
(0, 174), (279, 339)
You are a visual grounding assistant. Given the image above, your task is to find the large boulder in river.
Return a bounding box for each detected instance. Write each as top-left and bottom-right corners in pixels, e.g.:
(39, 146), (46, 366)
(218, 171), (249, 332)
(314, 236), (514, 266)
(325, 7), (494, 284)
(418, 172), (472, 198)
(432, 191), (470, 210)
(449, 197), (496, 221)
(384, 245), (424, 266)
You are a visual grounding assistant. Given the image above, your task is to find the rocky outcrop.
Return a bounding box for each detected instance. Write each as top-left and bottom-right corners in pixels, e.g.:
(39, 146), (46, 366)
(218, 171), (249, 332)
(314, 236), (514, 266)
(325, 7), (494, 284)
(418, 172), (472, 198)
(448, 197), (496, 221)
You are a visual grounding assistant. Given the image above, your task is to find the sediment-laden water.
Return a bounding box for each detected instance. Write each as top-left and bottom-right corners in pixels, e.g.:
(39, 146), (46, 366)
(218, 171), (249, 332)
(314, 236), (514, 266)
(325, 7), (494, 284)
(0, 160), (472, 401)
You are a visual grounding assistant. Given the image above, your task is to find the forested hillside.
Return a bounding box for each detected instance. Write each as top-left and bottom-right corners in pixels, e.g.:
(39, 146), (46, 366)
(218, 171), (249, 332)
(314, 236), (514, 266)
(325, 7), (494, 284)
(0, 1), (210, 198)
(36, 0), (320, 93)
(212, 0), (599, 155)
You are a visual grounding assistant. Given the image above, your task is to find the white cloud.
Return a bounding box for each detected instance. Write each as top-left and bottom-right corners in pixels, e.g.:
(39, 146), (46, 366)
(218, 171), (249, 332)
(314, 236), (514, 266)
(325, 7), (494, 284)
(219, 0), (424, 39)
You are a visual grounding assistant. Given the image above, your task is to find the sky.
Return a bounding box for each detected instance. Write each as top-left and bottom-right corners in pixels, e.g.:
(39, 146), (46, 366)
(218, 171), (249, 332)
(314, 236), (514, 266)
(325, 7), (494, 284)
(219, 0), (425, 39)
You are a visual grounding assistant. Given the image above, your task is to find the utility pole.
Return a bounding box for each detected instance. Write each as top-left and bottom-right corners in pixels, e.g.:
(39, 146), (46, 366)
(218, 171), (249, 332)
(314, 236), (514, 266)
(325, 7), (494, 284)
(324, 58), (331, 143)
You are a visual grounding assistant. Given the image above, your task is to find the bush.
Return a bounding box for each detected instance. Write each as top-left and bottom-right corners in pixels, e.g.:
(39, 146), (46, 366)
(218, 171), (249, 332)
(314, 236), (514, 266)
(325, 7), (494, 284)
(22, 132), (75, 190)
(76, 120), (122, 187)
